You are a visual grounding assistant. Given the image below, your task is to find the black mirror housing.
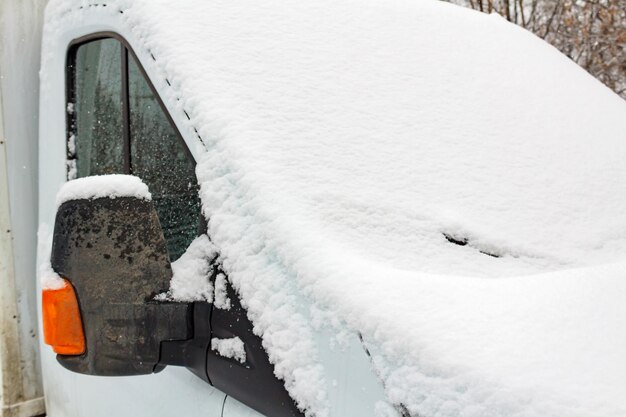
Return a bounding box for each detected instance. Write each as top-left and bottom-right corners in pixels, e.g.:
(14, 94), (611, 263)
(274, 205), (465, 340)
(51, 195), (191, 376)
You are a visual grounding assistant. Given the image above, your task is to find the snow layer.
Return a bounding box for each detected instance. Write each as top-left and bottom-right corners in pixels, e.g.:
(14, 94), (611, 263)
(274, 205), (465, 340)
(211, 337), (246, 364)
(39, 259), (65, 290)
(155, 235), (216, 302)
(38, 223), (66, 290)
(45, 0), (626, 416)
(213, 272), (231, 310)
(55, 174), (151, 207)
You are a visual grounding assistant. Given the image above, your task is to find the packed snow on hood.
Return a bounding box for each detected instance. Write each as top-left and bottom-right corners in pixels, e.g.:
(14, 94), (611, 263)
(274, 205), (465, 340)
(55, 174), (151, 207)
(44, 0), (626, 416)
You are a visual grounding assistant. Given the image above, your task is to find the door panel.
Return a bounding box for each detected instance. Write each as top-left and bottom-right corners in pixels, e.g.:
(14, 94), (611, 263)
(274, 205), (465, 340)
(223, 396), (266, 417)
(66, 33), (301, 417)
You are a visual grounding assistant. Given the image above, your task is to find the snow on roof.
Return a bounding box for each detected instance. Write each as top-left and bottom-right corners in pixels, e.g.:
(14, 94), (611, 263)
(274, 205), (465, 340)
(45, 0), (626, 416)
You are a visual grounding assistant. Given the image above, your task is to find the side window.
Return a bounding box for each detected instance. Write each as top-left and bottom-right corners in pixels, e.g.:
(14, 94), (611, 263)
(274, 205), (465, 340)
(128, 54), (201, 260)
(72, 39), (124, 177)
(68, 37), (200, 261)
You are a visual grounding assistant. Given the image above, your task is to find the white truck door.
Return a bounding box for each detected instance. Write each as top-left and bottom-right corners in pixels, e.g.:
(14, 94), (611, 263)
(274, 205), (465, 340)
(39, 29), (226, 417)
(223, 396), (265, 417)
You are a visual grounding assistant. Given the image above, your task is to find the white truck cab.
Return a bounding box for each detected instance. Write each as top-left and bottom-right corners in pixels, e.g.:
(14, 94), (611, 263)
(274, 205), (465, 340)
(1, 0), (623, 416)
(37, 3), (384, 417)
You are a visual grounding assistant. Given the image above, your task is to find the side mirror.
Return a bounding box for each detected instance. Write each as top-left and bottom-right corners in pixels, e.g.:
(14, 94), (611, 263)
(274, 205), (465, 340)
(46, 175), (191, 376)
(44, 176), (304, 416)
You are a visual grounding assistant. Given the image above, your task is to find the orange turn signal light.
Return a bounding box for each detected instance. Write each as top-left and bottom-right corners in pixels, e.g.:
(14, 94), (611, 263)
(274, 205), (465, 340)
(42, 279), (85, 355)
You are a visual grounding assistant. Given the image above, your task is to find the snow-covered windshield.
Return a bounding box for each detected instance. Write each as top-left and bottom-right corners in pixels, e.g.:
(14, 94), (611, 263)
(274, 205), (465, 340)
(106, 0), (626, 278)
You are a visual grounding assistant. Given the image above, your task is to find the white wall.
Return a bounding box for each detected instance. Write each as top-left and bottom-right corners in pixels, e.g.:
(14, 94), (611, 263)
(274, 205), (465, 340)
(0, 1), (48, 416)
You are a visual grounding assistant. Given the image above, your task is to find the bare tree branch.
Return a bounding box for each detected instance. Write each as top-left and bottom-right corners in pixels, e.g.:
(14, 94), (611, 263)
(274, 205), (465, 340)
(542, 0), (562, 39)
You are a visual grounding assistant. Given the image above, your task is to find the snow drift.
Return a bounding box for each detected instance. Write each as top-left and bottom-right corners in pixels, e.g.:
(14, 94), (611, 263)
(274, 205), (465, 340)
(44, 0), (626, 416)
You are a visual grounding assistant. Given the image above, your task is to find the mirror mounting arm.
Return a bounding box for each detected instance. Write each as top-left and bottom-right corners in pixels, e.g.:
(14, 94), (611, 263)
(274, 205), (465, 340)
(157, 302), (213, 384)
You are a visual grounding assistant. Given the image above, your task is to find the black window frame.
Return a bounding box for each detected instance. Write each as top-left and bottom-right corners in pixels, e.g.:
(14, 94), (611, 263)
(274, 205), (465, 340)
(65, 32), (195, 177)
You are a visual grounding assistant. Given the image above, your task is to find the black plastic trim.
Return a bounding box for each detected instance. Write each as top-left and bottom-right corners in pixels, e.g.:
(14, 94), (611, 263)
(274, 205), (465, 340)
(159, 302), (213, 385)
(121, 45), (131, 174)
(207, 274), (304, 417)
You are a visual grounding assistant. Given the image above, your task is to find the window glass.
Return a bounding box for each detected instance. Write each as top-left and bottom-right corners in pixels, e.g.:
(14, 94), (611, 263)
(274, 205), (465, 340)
(73, 39), (124, 177)
(128, 53), (201, 261)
